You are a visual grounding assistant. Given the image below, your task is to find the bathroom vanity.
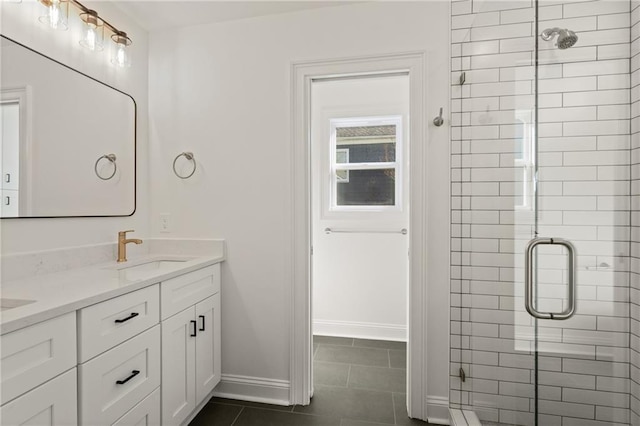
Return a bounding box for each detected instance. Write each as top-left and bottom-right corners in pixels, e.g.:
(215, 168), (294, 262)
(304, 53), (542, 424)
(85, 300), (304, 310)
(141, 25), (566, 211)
(0, 244), (224, 426)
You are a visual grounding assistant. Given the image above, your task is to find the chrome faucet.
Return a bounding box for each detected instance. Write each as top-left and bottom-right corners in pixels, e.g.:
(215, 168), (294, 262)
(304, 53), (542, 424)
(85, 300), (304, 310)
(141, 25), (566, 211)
(117, 230), (143, 263)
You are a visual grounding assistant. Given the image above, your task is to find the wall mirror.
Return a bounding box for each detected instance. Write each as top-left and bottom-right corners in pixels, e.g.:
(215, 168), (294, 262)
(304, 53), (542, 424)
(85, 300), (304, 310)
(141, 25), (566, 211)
(0, 35), (136, 218)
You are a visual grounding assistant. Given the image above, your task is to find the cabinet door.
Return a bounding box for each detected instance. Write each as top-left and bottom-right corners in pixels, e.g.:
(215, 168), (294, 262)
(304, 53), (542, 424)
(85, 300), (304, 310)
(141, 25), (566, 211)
(161, 307), (196, 426)
(195, 293), (221, 405)
(0, 368), (77, 426)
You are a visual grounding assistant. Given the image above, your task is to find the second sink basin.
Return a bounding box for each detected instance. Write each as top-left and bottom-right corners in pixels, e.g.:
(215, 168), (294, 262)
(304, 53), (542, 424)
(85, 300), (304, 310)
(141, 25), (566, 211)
(0, 298), (36, 311)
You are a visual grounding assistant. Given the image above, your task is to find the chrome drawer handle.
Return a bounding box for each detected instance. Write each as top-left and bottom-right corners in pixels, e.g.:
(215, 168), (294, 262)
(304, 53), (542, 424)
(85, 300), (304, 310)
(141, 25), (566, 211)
(116, 370), (140, 385)
(114, 312), (139, 323)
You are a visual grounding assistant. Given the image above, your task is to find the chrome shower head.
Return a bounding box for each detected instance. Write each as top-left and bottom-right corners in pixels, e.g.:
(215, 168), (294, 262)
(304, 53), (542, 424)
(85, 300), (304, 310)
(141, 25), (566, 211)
(541, 27), (578, 49)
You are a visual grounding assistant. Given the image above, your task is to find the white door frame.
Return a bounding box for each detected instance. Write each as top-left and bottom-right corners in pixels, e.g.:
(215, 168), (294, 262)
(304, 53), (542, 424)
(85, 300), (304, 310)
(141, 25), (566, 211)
(290, 51), (429, 420)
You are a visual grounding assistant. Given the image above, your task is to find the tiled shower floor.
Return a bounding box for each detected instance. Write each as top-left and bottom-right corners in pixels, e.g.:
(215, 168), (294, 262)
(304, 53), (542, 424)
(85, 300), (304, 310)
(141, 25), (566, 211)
(190, 336), (430, 425)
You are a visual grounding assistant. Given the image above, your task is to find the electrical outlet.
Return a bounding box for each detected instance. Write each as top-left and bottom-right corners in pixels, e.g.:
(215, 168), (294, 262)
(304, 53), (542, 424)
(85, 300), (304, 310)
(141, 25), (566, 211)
(160, 213), (171, 233)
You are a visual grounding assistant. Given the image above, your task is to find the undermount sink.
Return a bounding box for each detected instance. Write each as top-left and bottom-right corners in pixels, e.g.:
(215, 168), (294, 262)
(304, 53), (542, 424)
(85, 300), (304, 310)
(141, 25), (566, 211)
(0, 298), (36, 311)
(104, 257), (194, 280)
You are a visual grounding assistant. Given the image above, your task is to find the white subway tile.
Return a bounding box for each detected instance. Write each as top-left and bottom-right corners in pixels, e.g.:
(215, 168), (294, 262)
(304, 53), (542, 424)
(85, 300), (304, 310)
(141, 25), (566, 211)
(539, 106), (597, 123)
(578, 28), (631, 47)
(598, 74), (630, 91)
(564, 59), (629, 77)
(539, 46), (597, 65)
(471, 23), (532, 42)
(473, 1), (533, 14)
(598, 104), (631, 120)
(599, 13), (633, 30)
(540, 15), (598, 33)
(538, 370), (596, 389)
(563, 388), (630, 409)
(452, 0), (472, 16)
(563, 0), (630, 19)
(462, 40), (501, 56)
(564, 89), (630, 107)
(538, 136), (597, 152)
(540, 76), (597, 93)
(596, 405), (630, 423)
(565, 150), (631, 166)
(472, 51), (532, 69)
(598, 43), (631, 61)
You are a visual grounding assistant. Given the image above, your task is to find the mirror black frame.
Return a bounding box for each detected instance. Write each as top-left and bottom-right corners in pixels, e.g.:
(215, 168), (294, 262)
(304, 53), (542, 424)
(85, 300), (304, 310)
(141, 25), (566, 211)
(0, 34), (136, 219)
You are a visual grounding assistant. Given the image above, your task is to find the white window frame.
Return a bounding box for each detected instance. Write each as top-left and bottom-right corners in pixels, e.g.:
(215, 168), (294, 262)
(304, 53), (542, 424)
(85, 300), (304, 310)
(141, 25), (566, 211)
(329, 115), (402, 212)
(335, 148), (349, 183)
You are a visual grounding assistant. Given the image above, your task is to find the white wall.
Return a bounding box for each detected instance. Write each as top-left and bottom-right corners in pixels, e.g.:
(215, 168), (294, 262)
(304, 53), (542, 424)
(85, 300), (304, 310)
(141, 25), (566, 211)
(148, 0), (450, 412)
(311, 76), (410, 341)
(0, 0), (149, 254)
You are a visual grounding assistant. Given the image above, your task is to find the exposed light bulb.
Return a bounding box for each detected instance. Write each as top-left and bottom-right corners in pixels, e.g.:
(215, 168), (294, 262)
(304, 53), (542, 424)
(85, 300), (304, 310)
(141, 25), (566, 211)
(79, 10), (103, 51)
(38, 0), (68, 31)
(111, 32), (132, 68)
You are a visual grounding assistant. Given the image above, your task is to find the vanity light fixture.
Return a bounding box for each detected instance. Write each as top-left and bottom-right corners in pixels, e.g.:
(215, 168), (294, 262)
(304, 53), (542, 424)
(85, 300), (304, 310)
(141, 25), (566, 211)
(38, 0), (69, 31)
(111, 31), (132, 68)
(79, 9), (104, 51)
(35, 0), (133, 67)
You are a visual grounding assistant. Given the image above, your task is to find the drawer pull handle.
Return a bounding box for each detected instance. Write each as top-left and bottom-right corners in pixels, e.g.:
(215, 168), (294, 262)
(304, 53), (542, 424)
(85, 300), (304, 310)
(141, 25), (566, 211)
(190, 320), (197, 337)
(116, 370), (140, 385)
(115, 312), (139, 323)
(199, 315), (205, 331)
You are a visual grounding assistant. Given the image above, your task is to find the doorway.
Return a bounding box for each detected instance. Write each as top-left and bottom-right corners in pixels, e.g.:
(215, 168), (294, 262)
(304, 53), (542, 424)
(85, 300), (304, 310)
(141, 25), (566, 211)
(309, 74), (411, 423)
(290, 52), (436, 422)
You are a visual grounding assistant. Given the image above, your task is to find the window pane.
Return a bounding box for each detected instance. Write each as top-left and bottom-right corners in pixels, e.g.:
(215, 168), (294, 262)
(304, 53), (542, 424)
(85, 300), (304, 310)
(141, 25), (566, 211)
(336, 169), (395, 206)
(336, 125), (396, 163)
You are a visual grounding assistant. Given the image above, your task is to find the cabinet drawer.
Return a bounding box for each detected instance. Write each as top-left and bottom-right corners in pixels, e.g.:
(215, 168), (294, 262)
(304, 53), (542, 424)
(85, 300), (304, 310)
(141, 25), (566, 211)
(112, 387), (160, 426)
(79, 325), (160, 426)
(161, 264), (220, 320)
(78, 284), (160, 362)
(1, 312), (76, 405)
(0, 368), (77, 426)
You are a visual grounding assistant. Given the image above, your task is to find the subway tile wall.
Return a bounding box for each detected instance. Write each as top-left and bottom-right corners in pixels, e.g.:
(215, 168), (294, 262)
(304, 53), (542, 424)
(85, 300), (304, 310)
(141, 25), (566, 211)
(631, 1), (640, 424)
(451, 0), (632, 424)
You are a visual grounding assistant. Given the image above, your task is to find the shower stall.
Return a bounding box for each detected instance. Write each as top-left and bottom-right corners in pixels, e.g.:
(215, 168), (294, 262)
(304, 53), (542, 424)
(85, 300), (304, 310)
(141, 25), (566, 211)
(450, 0), (638, 424)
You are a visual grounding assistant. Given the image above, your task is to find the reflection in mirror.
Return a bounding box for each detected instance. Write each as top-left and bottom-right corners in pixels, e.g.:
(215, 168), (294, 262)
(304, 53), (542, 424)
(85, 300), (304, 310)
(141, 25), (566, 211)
(0, 35), (136, 218)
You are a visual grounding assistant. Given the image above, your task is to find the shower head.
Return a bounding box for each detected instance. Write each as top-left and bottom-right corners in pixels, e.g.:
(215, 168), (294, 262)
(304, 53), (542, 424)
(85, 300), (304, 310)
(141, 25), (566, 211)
(541, 27), (578, 49)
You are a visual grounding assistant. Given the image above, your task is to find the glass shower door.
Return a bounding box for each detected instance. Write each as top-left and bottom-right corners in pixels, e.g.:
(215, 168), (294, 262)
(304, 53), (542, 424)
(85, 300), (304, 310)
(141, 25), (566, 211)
(531, 1), (632, 423)
(452, 0), (632, 425)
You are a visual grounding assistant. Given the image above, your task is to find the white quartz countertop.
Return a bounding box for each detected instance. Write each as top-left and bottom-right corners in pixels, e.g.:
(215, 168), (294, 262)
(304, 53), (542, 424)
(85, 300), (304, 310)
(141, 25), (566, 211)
(0, 252), (224, 335)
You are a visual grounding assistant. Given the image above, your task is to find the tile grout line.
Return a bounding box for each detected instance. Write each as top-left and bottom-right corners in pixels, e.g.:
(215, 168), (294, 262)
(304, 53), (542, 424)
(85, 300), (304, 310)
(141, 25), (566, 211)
(229, 406), (244, 426)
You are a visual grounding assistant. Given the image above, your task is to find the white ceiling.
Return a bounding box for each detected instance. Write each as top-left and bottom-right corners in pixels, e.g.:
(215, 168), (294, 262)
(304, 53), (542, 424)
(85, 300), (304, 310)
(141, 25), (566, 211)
(114, 1), (360, 31)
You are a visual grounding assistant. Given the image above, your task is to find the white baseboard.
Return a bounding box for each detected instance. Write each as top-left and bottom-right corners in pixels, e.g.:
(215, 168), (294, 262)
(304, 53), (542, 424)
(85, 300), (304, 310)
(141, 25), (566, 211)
(212, 374), (291, 406)
(427, 396), (451, 425)
(313, 319), (407, 341)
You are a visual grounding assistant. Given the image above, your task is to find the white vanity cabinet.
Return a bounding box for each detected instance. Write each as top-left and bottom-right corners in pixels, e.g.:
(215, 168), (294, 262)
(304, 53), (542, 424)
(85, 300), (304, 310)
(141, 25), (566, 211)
(0, 259), (223, 426)
(78, 285), (161, 425)
(161, 265), (221, 426)
(0, 312), (78, 425)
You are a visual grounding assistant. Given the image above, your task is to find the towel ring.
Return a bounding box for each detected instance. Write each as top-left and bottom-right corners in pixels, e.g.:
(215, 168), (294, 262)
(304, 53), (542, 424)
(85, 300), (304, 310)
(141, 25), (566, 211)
(94, 154), (117, 180)
(173, 152), (196, 179)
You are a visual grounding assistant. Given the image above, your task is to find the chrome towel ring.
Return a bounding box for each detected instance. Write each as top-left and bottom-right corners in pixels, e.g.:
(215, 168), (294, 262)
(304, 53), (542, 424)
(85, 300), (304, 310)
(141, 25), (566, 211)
(95, 154), (117, 180)
(173, 152), (196, 179)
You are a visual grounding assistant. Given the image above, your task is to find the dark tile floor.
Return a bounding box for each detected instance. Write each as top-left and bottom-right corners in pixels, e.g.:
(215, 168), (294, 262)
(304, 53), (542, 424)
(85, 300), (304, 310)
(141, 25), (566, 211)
(190, 336), (430, 426)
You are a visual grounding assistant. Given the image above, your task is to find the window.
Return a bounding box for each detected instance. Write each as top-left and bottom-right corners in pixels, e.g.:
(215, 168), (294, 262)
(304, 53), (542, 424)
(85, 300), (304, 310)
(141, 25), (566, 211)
(329, 116), (402, 211)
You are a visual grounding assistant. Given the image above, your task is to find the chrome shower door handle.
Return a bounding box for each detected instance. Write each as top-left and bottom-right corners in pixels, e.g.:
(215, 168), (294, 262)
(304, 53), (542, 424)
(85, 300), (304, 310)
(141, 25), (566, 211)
(525, 237), (576, 320)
